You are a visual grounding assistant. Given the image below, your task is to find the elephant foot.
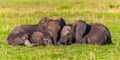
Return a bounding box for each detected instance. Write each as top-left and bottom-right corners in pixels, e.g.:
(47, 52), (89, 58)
(24, 39), (34, 46)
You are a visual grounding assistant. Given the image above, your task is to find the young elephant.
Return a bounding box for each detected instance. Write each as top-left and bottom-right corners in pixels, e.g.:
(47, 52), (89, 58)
(82, 23), (112, 45)
(30, 31), (53, 46)
(47, 18), (66, 45)
(37, 17), (66, 45)
(58, 20), (112, 45)
(6, 25), (37, 46)
(58, 20), (87, 45)
(57, 24), (75, 45)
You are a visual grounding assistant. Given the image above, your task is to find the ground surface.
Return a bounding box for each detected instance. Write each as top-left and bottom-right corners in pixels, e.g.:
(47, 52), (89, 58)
(0, 0), (120, 60)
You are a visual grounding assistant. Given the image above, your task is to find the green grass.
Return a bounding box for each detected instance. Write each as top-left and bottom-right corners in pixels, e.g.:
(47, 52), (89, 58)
(0, 0), (120, 60)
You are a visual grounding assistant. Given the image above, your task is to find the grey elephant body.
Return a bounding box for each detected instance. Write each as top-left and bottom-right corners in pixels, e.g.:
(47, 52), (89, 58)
(30, 31), (53, 46)
(36, 17), (51, 35)
(7, 25), (37, 46)
(47, 18), (66, 45)
(82, 23), (112, 45)
(36, 17), (66, 45)
(7, 17), (66, 46)
(58, 20), (112, 45)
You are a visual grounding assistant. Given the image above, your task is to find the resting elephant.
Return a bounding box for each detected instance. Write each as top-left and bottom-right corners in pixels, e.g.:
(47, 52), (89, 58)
(58, 20), (112, 45)
(30, 31), (53, 46)
(6, 17), (49, 46)
(36, 17), (66, 45)
(47, 18), (66, 45)
(57, 24), (75, 45)
(6, 25), (37, 46)
(83, 23), (112, 45)
(6, 17), (53, 46)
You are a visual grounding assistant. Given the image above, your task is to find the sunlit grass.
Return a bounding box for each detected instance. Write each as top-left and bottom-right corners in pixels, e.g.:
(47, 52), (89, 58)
(0, 0), (120, 60)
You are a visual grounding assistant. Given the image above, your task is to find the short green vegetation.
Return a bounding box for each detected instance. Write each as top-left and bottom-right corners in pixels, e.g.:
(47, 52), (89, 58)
(0, 0), (120, 60)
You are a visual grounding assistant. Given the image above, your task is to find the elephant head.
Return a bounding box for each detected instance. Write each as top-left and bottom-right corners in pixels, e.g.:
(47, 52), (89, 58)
(7, 33), (32, 46)
(30, 32), (53, 46)
(57, 24), (75, 45)
(58, 20), (87, 45)
(6, 25), (38, 46)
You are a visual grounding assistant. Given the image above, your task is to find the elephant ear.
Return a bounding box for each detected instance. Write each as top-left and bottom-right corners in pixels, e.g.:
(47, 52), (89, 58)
(73, 20), (87, 43)
(58, 18), (66, 28)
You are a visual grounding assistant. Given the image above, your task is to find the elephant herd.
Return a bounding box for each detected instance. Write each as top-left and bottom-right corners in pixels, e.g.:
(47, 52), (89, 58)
(6, 17), (112, 46)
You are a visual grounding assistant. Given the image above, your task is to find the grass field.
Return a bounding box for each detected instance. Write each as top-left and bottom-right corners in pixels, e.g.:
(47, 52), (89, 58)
(0, 0), (120, 60)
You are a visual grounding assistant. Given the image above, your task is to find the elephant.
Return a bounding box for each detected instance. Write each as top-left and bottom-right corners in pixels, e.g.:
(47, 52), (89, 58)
(57, 20), (112, 45)
(36, 17), (66, 45)
(47, 18), (66, 45)
(57, 24), (75, 45)
(6, 17), (50, 46)
(30, 31), (53, 46)
(6, 17), (55, 46)
(6, 25), (37, 46)
(82, 23), (112, 45)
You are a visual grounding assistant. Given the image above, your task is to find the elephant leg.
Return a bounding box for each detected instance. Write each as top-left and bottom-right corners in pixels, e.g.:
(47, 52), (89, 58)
(76, 36), (87, 44)
(24, 39), (34, 46)
(50, 33), (58, 45)
(54, 37), (57, 45)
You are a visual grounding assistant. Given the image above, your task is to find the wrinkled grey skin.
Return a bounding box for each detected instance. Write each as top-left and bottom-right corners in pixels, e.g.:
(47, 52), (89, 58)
(58, 20), (112, 45)
(36, 17), (51, 35)
(73, 20), (87, 44)
(43, 36), (53, 46)
(6, 25), (37, 46)
(30, 32), (53, 46)
(36, 17), (66, 45)
(57, 24), (75, 45)
(58, 20), (86, 45)
(47, 18), (66, 45)
(82, 23), (112, 45)
(6, 17), (66, 46)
